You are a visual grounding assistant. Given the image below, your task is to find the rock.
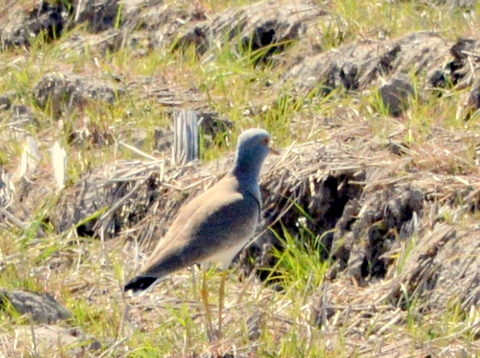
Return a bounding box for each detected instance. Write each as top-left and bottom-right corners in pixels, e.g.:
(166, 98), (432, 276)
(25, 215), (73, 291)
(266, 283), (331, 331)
(421, 225), (480, 311)
(11, 105), (37, 126)
(174, 0), (328, 61)
(0, 99), (37, 127)
(72, 0), (119, 33)
(0, 94), (11, 111)
(198, 111), (234, 144)
(67, 0), (188, 54)
(0, 325), (101, 356)
(120, 0), (188, 51)
(386, 225), (463, 309)
(449, 38), (480, 86)
(282, 32), (450, 96)
(0, 289), (70, 324)
(428, 69), (449, 89)
(34, 72), (123, 117)
(379, 77), (415, 117)
(457, 79), (480, 121)
(0, 1), (68, 50)
(429, 37), (480, 91)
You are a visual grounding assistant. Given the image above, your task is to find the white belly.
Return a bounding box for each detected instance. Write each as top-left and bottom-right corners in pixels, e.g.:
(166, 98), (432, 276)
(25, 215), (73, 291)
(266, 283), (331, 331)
(201, 238), (250, 270)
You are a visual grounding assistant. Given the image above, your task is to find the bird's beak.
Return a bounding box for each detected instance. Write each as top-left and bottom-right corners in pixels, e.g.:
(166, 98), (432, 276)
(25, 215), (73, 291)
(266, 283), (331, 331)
(269, 147), (280, 155)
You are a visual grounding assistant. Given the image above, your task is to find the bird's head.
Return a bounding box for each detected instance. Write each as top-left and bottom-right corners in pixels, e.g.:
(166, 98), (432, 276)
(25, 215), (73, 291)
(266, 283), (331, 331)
(233, 128), (278, 180)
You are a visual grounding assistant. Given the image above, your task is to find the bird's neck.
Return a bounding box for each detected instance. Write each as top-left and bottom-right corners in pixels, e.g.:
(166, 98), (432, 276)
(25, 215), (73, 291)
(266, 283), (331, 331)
(230, 159), (261, 199)
(232, 165), (260, 182)
(231, 152), (262, 181)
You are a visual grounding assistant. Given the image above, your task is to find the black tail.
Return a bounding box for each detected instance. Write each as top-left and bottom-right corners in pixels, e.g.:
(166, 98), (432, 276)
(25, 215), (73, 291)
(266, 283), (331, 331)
(124, 276), (158, 292)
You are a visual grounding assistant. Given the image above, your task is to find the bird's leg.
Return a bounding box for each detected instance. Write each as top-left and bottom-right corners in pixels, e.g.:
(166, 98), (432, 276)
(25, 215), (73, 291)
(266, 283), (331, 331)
(191, 266), (197, 301)
(201, 270), (213, 338)
(218, 270), (228, 333)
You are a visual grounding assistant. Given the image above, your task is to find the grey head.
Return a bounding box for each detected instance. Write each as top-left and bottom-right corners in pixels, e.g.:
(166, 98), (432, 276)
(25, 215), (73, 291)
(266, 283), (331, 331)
(231, 128), (273, 184)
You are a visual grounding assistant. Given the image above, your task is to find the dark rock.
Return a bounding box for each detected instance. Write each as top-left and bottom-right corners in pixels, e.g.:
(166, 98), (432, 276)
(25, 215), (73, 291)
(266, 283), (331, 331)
(34, 72), (123, 117)
(0, 94), (11, 111)
(0, 98), (37, 126)
(379, 77), (415, 117)
(434, 227), (480, 310)
(198, 111), (234, 143)
(127, 126), (172, 153)
(329, 186), (424, 285)
(11, 105), (36, 126)
(243, 167), (366, 283)
(72, 0), (119, 33)
(428, 37), (480, 96)
(448, 38), (480, 86)
(55, 178), (110, 237)
(428, 69), (449, 89)
(120, 0), (188, 51)
(175, 0), (328, 61)
(347, 245), (368, 285)
(0, 289), (70, 324)
(0, 1), (68, 50)
(282, 32), (450, 96)
(457, 79), (480, 121)
(0, 0), (189, 55)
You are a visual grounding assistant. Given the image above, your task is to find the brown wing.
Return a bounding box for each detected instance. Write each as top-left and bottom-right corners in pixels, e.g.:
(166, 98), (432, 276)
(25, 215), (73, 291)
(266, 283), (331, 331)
(139, 175), (259, 278)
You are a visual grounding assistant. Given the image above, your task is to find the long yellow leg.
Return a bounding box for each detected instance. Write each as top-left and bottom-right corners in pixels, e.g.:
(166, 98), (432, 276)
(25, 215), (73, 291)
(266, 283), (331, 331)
(201, 270), (213, 337)
(218, 270), (228, 333)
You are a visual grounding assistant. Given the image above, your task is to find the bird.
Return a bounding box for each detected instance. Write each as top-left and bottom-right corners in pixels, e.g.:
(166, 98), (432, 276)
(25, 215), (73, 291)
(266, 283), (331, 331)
(124, 128), (278, 293)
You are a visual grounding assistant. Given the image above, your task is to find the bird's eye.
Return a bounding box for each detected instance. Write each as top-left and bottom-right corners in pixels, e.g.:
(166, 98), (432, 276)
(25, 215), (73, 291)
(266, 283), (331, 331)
(264, 137), (270, 144)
